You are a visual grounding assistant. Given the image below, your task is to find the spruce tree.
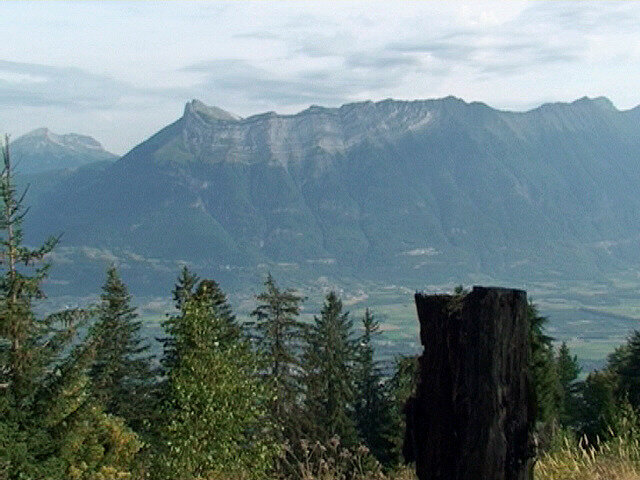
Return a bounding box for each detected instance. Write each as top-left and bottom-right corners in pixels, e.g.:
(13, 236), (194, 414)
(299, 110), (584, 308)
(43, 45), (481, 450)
(302, 291), (358, 447)
(172, 265), (199, 310)
(155, 279), (277, 480)
(38, 340), (142, 479)
(193, 278), (237, 329)
(0, 136), (141, 479)
(353, 308), (394, 465)
(164, 269), (238, 369)
(614, 330), (640, 409)
(251, 273), (305, 425)
(556, 341), (580, 425)
(575, 369), (619, 441)
(0, 136), (66, 477)
(89, 265), (153, 429)
(528, 302), (561, 423)
(0, 135), (60, 400)
(385, 355), (419, 466)
(160, 266), (201, 375)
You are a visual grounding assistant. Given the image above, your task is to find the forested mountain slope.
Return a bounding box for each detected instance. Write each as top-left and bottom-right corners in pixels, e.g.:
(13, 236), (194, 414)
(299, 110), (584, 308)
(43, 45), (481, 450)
(22, 96), (640, 295)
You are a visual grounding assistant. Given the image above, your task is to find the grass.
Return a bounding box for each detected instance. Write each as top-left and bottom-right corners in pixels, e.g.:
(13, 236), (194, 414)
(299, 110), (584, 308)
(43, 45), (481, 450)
(378, 434), (640, 480)
(281, 433), (640, 480)
(535, 431), (640, 480)
(275, 429), (640, 480)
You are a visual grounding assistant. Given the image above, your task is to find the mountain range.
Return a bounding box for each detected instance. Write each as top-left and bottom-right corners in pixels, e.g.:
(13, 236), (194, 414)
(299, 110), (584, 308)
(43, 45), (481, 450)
(13, 96), (640, 297)
(11, 127), (117, 174)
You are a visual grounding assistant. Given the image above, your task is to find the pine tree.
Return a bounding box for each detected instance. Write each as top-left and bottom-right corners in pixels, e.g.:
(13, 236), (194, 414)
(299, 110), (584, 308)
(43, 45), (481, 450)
(0, 135), (60, 400)
(353, 308), (394, 465)
(160, 266), (201, 375)
(0, 136), (140, 479)
(251, 273), (305, 425)
(575, 369), (619, 441)
(38, 341), (142, 480)
(172, 265), (199, 310)
(193, 278), (237, 329)
(385, 355), (419, 466)
(302, 291), (358, 447)
(155, 279), (277, 480)
(607, 342), (631, 373)
(89, 265), (153, 429)
(556, 341), (580, 425)
(613, 330), (640, 409)
(528, 302), (561, 424)
(164, 269), (238, 369)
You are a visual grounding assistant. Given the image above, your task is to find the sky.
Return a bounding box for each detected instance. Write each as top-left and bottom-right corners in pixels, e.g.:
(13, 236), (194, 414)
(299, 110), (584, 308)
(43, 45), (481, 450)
(1, 1), (639, 154)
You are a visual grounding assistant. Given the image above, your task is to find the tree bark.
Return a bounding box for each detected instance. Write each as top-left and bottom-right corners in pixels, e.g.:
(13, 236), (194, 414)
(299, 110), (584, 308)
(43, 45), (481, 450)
(404, 286), (535, 480)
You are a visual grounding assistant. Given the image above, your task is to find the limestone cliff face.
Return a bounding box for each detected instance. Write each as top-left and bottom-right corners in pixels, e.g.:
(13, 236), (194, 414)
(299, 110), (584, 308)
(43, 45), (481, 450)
(25, 96), (640, 294)
(172, 98), (437, 169)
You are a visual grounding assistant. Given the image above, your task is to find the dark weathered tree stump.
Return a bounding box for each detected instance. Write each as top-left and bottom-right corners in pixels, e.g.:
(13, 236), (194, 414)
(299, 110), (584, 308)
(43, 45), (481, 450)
(404, 286), (534, 480)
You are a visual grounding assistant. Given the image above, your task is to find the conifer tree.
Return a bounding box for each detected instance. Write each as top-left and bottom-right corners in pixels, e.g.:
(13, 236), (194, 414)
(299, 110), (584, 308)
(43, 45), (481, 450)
(164, 269), (237, 368)
(155, 279), (277, 480)
(302, 291), (358, 447)
(172, 265), (199, 310)
(251, 273), (305, 425)
(38, 340), (142, 479)
(193, 278), (237, 329)
(89, 265), (153, 429)
(573, 340), (636, 440)
(385, 355), (419, 466)
(607, 342), (631, 373)
(160, 266), (200, 375)
(0, 135), (60, 400)
(528, 302), (561, 423)
(556, 341), (580, 425)
(575, 369), (619, 441)
(0, 136), (140, 478)
(0, 136), (67, 477)
(613, 330), (640, 409)
(353, 308), (394, 465)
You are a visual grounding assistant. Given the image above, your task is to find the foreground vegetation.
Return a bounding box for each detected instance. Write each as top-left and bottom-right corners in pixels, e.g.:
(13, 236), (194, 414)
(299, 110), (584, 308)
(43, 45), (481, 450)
(3, 136), (640, 480)
(536, 428), (640, 480)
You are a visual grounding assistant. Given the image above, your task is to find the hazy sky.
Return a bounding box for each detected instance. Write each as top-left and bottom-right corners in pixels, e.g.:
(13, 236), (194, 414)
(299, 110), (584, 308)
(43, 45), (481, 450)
(1, 1), (639, 153)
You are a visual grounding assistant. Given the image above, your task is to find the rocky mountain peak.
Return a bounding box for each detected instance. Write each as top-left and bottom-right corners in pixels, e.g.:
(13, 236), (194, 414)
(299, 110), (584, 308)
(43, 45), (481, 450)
(534, 96), (617, 113)
(22, 127), (51, 137)
(24, 95), (640, 296)
(183, 99), (242, 122)
(572, 96), (616, 111)
(11, 128), (117, 174)
(16, 128), (107, 151)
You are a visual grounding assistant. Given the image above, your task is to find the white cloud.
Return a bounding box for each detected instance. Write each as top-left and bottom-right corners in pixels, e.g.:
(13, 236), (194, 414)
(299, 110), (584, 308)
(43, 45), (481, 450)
(0, 1), (638, 153)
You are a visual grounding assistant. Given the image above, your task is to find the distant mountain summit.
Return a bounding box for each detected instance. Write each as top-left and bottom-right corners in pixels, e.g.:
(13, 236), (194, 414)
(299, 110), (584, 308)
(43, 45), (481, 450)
(184, 99), (242, 122)
(24, 96), (640, 295)
(11, 128), (117, 174)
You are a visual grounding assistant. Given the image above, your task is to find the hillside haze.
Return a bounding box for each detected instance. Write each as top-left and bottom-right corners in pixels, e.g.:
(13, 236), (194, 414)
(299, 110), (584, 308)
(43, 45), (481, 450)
(22, 96), (640, 295)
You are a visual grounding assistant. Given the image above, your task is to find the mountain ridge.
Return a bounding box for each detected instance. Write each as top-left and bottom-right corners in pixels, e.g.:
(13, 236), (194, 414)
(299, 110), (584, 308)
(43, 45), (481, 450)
(21, 96), (640, 296)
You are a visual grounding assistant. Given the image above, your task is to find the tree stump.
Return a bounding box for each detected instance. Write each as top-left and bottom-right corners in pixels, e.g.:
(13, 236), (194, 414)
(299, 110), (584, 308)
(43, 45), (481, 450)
(404, 286), (535, 480)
